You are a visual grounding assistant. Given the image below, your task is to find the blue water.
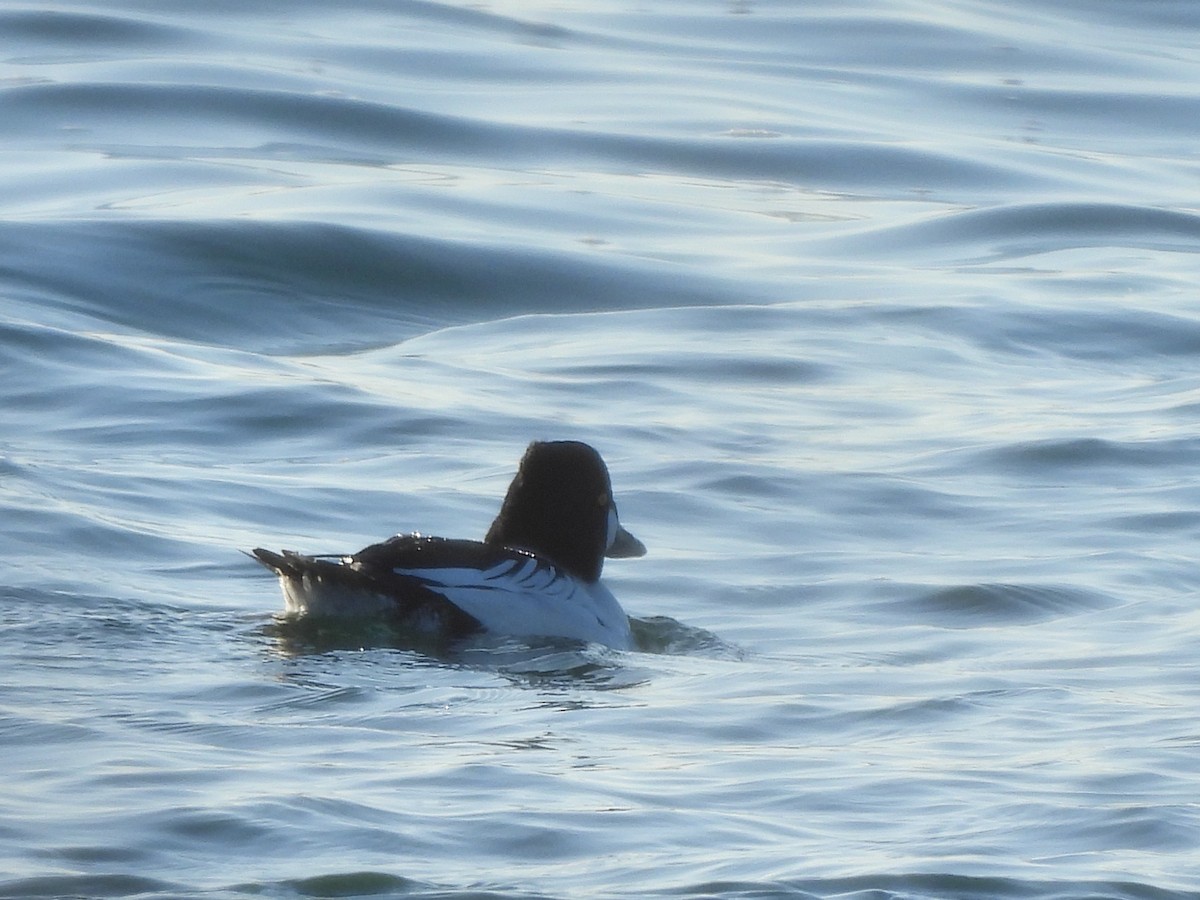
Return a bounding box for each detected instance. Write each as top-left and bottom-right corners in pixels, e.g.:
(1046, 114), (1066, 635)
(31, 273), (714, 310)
(3, 1), (1200, 898)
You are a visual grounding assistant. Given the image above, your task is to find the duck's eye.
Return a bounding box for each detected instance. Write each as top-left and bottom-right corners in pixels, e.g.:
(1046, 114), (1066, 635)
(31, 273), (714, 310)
(597, 492), (609, 507)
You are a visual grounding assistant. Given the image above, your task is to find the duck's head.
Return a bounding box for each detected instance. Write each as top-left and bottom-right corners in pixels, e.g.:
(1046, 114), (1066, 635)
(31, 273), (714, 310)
(484, 440), (646, 581)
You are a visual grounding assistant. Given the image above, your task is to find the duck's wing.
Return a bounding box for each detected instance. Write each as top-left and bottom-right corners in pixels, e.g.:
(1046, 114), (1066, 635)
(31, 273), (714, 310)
(350, 533), (521, 572)
(250, 540), (482, 636)
(359, 536), (630, 648)
(353, 535), (569, 612)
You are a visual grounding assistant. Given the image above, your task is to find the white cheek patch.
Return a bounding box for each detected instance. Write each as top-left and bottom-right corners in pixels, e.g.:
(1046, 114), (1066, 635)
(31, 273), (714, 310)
(605, 506), (619, 552)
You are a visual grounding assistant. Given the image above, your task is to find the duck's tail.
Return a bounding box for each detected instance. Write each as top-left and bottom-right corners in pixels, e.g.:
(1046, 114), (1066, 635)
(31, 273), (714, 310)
(248, 547), (304, 575)
(247, 547), (344, 577)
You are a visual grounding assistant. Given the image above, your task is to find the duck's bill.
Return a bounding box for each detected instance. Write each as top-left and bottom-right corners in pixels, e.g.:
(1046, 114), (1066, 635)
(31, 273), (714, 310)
(606, 523), (647, 559)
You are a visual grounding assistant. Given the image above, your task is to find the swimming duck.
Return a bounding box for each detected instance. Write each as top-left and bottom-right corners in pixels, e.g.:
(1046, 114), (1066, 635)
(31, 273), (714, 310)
(250, 440), (645, 649)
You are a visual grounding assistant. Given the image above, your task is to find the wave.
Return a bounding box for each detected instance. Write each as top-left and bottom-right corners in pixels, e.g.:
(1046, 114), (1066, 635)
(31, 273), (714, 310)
(5, 870), (1189, 900)
(806, 202), (1200, 265)
(0, 218), (741, 352)
(980, 437), (1200, 477)
(6, 76), (1040, 198)
(0, 8), (190, 51)
(908, 582), (1113, 627)
(667, 874), (1200, 900)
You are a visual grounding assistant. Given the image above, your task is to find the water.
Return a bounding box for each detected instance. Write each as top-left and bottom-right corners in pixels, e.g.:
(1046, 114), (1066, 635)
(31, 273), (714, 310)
(2, 1), (1199, 898)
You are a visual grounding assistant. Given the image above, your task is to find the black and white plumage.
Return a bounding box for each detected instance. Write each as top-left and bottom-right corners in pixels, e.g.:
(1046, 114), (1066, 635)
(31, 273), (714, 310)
(250, 441), (646, 649)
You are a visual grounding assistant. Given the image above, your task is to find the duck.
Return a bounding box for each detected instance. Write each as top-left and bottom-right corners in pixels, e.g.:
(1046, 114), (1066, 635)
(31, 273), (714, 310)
(250, 440), (645, 650)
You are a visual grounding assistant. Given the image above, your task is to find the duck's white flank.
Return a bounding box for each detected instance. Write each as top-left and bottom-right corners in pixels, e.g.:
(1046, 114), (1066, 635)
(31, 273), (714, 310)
(402, 556), (633, 650)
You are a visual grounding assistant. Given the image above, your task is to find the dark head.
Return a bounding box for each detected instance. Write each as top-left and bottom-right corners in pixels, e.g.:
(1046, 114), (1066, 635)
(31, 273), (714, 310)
(484, 440), (646, 581)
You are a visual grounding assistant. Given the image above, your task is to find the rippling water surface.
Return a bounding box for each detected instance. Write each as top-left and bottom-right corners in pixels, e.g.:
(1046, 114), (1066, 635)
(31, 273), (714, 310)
(3, 2), (1200, 898)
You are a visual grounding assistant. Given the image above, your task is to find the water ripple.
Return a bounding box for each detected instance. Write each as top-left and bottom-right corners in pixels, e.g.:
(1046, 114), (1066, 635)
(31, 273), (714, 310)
(908, 583), (1113, 627)
(810, 202), (1200, 264)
